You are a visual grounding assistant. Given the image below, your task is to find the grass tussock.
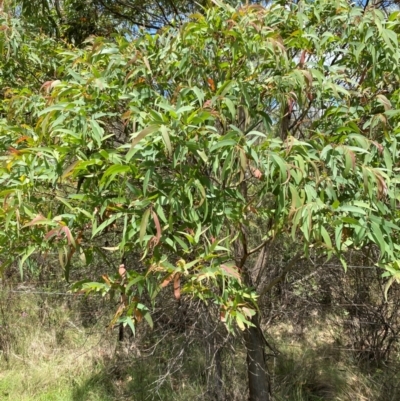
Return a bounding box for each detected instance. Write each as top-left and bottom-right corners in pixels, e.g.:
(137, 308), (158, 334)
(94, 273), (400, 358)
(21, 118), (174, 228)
(269, 317), (400, 401)
(1, 290), (400, 400)
(0, 291), (117, 401)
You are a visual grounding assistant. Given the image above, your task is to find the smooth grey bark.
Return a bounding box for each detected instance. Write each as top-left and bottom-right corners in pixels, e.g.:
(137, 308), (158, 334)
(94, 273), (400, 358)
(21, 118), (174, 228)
(244, 315), (270, 401)
(234, 233), (270, 401)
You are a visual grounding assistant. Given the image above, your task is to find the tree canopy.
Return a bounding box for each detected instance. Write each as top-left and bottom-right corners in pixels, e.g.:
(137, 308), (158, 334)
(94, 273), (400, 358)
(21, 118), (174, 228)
(1, 1), (400, 399)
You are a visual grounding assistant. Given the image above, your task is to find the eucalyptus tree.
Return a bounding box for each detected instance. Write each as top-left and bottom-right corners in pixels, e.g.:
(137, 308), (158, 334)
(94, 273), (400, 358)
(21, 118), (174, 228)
(4, 0), (211, 43)
(1, 1), (400, 400)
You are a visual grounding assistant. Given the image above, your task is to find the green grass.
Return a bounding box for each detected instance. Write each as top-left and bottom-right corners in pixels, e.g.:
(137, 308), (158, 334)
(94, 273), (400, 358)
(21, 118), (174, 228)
(1, 292), (400, 401)
(0, 292), (215, 401)
(0, 291), (117, 401)
(0, 354), (114, 401)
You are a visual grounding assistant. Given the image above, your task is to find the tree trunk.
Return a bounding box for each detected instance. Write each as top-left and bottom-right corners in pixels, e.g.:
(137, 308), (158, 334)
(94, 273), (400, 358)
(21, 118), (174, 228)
(232, 210), (270, 400)
(244, 315), (270, 401)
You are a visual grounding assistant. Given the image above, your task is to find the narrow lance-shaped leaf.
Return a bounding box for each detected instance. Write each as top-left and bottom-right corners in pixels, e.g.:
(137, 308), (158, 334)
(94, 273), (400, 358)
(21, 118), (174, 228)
(139, 208), (151, 245)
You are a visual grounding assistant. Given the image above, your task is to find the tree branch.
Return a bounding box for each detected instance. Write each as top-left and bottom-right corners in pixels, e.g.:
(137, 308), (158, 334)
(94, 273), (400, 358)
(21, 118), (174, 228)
(248, 238), (272, 256)
(259, 251), (304, 296)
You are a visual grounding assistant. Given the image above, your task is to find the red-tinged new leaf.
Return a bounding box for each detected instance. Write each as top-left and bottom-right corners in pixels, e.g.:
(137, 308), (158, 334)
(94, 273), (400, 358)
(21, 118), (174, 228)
(220, 264), (241, 281)
(250, 165), (263, 179)
(174, 274), (181, 300)
(40, 80), (60, 93)
(375, 172), (388, 198)
(299, 49), (307, 66)
(242, 307), (256, 318)
(152, 210), (161, 245)
(7, 147), (20, 155)
(207, 77), (216, 91)
(61, 226), (75, 247)
(288, 98), (294, 113)
(299, 69), (313, 87)
(16, 135), (30, 144)
(102, 275), (111, 286)
(40, 81), (53, 92)
(372, 141), (384, 154)
(134, 308), (143, 323)
(119, 264), (126, 277)
(44, 228), (61, 241)
(203, 99), (212, 109)
(220, 311), (226, 322)
(161, 274), (173, 288)
(23, 214), (54, 228)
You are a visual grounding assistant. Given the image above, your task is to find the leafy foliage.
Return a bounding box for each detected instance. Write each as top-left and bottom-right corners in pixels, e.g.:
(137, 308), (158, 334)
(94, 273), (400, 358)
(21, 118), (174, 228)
(1, 0), (400, 332)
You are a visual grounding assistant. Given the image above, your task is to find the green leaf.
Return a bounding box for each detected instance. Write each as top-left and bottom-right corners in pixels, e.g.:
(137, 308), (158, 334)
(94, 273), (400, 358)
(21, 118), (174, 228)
(92, 213), (122, 237)
(335, 225), (342, 252)
(143, 168), (153, 195)
(139, 208), (151, 245)
(160, 125), (172, 156)
(269, 152), (287, 182)
(289, 184), (302, 209)
(19, 246), (36, 279)
(383, 148), (393, 172)
(224, 98), (236, 120)
(125, 316), (136, 336)
(101, 164), (130, 184)
(320, 225), (332, 249)
(154, 203), (167, 224)
(192, 86), (205, 104)
(173, 235), (189, 251)
(143, 311), (154, 329)
(89, 119), (104, 147)
(371, 221), (386, 254)
(130, 125), (159, 149)
(338, 205), (366, 215)
(210, 139), (237, 152)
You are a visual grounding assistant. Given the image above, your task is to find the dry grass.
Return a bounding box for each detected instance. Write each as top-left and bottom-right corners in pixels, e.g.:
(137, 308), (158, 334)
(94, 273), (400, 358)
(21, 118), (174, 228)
(1, 291), (400, 401)
(268, 315), (400, 401)
(0, 291), (117, 400)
